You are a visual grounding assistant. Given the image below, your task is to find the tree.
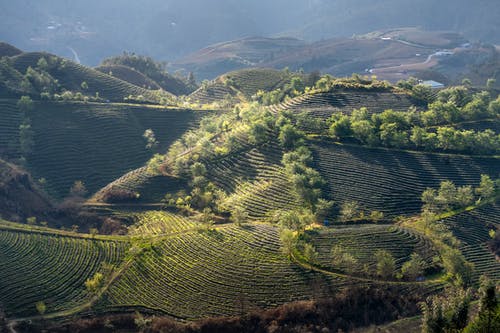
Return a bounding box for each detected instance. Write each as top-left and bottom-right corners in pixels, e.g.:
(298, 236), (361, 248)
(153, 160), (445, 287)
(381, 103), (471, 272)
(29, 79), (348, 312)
(314, 198), (334, 222)
(231, 206), (248, 226)
(35, 301), (46, 315)
(437, 180), (458, 210)
(456, 185), (474, 207)
(476, 174), (495, 200)
(85, 272), (104, 293)
(375, 249), (395, 279)
(370, 210), (384, 223)
(421, 288), (471, 333)
(81, 81), (89, 90)
(19, 121), (34, 156)
(329, 115), (352, 139)
(26, 216), (37, 225)
(142, 129), (158, 149)
(303, 243), (318, 265)
(70, 180), (87, 197)
(17, 96), (34, 113)
(278, 124), (304, 150)
(340, 201), (360, 222)
(474, 275), (499, 333)
(401, 253), (425, 280)
(280, 229), (296, 259)
(441, 247), (474, 286)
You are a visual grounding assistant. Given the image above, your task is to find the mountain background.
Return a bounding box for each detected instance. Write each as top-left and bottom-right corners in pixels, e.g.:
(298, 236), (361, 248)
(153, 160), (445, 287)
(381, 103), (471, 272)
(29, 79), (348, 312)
(1, 0), (499, 66)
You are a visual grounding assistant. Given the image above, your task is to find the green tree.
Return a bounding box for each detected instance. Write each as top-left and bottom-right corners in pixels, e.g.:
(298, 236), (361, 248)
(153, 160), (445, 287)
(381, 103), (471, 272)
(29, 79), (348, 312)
(17, 96), (34, 113)
(70, 180), (87, 197)
(280, 229), (296, 259)
(375, 249), (396, 279)
(278, 124), (304, 150)
(85, 272), (104, 294)
(35, 301), (46, 315)
(340, 201), (360, 222)
(303, 243), (318, 265)
(329, 115), (352, 139)
(401, 253), (425, 280)
(142, 129), (158, 149)
(476, 174), (495, 200)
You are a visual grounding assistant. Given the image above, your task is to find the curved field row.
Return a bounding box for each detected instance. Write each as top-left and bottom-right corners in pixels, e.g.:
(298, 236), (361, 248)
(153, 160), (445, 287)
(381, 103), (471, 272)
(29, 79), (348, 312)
(105, 223), (438, 319)
(456, 119), (500, 134)
(224, 68), (292, 98)
(440, 203), (500, 282)
(305, 225), (438, 276)
(206, 141), (300, 219)
(0, 229), (129, 318)
(95, 65), (161, 90)
(311, 142), (499, 217)
(26, 101), (203, 197)
(127, 211), (196, 236)
(0, 99), (21, 155)
(188, 80), (237, 105)
(269, 91), (418, 118)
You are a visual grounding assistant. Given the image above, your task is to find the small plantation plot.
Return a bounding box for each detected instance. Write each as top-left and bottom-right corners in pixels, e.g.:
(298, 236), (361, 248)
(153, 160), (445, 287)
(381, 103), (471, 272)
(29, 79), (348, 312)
(127, 211), (197, 236)
(440, 203), (500, 281)
(0, 227), (128, 318)
(206, 142), (301, 219)
(224, 68), (293, 98)
(312, 142), (499, 217)
(105, 224), (348, 319)
(305, 225), (437, 277)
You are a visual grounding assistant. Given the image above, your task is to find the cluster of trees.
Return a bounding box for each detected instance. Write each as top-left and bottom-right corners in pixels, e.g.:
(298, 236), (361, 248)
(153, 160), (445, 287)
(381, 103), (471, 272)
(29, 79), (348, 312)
(325, 88), (500, 154)
(421, 175), (497, 213)
(330, 245), (427, 281)
(253, 75), (307, 105)
(421, 276), (499, 333)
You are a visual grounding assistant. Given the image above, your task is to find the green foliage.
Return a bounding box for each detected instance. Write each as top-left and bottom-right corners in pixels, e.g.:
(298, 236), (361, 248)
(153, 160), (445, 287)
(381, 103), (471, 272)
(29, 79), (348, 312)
(279, 228), (296, 259)
(17, 95), (34, 113)
(476, 174), (496, 200)
(421, 288), (471, 333)
(35, 301), (46, 315)
(401, 253), (425, 280)
(85, 272), (104, 294)
(142, 128), (158, 149)
(375, 249), (396, 279)
(441, 247), (474, 286)
(278, 123), (304, 150)
(331, 245), (358, 273)
(422, 176), (496, 213)
(69, 180), (87, 198)
(303, 243), (318, 265)
(339, 201), (360, 222)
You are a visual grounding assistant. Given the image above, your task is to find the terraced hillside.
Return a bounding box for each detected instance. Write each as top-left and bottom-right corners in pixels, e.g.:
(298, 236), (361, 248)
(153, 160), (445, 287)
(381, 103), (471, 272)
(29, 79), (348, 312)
(269, 90), (419, 123)
(188, 78), (237, 105)
(10, 52), (170, 103)
(305, 225), (438, 276)
(20, 100), (207, 197)
(223, 68), (294, 98)
(96, 65), (161, 90)
(311, 142), (499, 218)
(102, 223), (438, 319)
(440, 203), (500, 282)
(0, 221), (129, 318)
